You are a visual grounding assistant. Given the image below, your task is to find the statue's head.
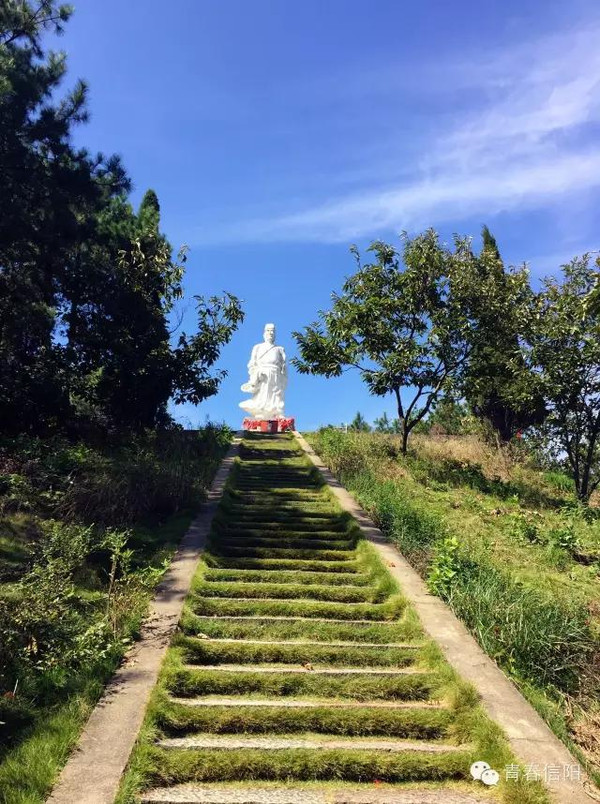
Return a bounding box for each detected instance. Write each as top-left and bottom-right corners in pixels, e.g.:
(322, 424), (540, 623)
(264, 323), (276, 344)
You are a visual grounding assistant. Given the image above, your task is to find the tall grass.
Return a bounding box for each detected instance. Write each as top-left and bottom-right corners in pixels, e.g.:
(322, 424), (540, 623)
(0, 425), (232, 526)
(0, 425), (232, 801)
(308, 430), (599, 698)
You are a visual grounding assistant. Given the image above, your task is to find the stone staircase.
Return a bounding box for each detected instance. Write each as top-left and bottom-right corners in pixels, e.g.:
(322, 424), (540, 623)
(134, 434), (497, 804)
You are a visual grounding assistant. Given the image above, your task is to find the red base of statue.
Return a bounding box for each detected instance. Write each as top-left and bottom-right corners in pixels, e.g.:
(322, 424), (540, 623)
(243, 417), (295, 433)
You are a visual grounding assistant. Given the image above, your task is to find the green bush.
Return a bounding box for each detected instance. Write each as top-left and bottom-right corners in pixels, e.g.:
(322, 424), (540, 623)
(0, 424), (232, 759)
(544, 471), (575, 493)
(427, 536), (460, 597)
(0, 522), (108, 691)
(0, 425), (231, 527)
(509, 511), (544, 544)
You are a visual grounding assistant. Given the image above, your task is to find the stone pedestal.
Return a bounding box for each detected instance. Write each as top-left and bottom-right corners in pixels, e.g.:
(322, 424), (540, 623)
(242, 417), (295, 433)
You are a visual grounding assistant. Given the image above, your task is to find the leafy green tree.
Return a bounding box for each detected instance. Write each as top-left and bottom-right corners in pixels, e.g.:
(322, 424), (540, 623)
(420, 397), (468, 436)
(533, 256), (600, 503)
(373, 412), (391, 433)
(0, 1), (129, 433)
(293, 231), (474, 454)
(0, 3), (244, 435)
(583, 268), (600, 318)
(64, 192), (172, 430)
(373, 412), (402, 434)
(460, 227), (547, 442)
(65, 190), (244, 431)
(349, 412), (371, 432)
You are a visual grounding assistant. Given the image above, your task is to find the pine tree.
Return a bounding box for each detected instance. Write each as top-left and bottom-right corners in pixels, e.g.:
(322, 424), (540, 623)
(462, 227), (547, 441)
(0, 1), (129, 433)
(0, 4), (244, 436)
(349, 412), (371, 432)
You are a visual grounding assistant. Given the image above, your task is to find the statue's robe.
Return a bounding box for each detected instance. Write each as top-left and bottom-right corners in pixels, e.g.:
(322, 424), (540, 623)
(240, 342), (287, 419)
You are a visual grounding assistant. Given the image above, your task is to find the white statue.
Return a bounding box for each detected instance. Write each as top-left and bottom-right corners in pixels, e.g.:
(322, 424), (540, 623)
(239, 323), (287, 419)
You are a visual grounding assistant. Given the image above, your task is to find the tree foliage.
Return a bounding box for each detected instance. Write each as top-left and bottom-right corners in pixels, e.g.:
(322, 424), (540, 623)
(0, 2), (243, 436)
(293, 231), (475, 453)
(460, 227), (547, 442)
(532, 256), (600, 503)
(373, 412), (401, 434)
(349, 411), (371, 432)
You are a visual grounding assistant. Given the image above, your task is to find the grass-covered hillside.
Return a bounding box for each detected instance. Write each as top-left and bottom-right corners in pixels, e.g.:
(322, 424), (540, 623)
(307, 428), (600, 786)
(0, 426), (232, 803)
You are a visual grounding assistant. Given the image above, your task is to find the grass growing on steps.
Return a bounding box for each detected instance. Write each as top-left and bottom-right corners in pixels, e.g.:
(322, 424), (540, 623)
(117, 432), (550, 804)
(180, 610), (424, 643)
(203, 568), (373, 586)
(177, 635), (422, 667)
(141, 745), (475, 785)
(211, 536), (357, 551)
(168, 666), (436, 702)
(204, 555), (361, 573)
(192, 580), (384, 603)
(191, 595), (405, 620)
(215, 521), (352, 533)
(156, 697), (453, 739)
(208, 545), (357, 561)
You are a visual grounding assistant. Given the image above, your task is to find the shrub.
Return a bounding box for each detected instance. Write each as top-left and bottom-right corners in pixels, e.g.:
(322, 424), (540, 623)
(0, 425), (231, 527)
(427, 536), (460, 597)
(509, 512), (544, 544)
(0, 424), (232, 755)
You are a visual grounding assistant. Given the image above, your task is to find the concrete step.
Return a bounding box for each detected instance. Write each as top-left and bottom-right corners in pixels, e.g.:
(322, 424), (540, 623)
(183, 664), (427, 676)
(215, 523), (348, 532)
(222, 519), (346, 528)
(192, 615), (403, 624)
(194, 584), (375, 603)
(191, 598), (400, 620)
(210, 547), (355, 561)
(189, 638), (422, 649)
(206, 559), (360, 572)
(157, 735), (467, 753)
(213, 537), (354, 549)
(181, 639), (420, 670)
(236, 493), (325, 501)
(141, 787), (328, 803)
(203, 571), (372, 586)
(169, 697), (446, 710)
(193, 596), (388, 607)
(333, 794), (488, 804)
(141, 787), (488, 804)
(235, 477), (317, 486)
(228, 506), (336, 515)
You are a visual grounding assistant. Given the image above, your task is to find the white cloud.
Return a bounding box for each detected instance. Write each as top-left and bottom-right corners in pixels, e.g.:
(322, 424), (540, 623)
(201, 19), (600, 244)
(229, 150), (600, 243)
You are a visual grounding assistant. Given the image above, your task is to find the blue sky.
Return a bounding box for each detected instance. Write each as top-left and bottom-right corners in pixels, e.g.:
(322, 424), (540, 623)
(58, 0), (600, 430)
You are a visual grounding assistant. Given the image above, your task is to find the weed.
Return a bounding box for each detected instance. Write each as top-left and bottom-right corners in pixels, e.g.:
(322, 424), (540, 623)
(427, 536), (460, 597)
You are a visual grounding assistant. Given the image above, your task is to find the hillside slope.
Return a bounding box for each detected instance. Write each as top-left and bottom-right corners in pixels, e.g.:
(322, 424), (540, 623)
(307, 429), (600, 787)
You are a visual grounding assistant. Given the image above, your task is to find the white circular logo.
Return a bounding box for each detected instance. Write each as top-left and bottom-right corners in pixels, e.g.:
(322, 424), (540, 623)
(481, 768), (500, 786)
(470, 761), (490, 780)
